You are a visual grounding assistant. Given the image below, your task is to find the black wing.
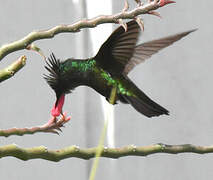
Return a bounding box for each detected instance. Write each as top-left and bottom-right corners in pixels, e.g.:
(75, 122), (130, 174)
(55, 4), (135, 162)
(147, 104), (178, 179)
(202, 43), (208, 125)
(95, 19), (196, 75)
(95, 20), (140, 74)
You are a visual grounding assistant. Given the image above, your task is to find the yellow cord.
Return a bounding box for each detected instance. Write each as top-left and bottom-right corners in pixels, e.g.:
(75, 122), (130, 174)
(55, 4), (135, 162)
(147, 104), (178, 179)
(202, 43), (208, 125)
(89, 86), (117, 180)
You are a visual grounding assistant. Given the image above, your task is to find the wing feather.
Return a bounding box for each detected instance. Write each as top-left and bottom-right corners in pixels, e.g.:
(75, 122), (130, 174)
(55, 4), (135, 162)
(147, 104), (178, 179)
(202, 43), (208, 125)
(95, 20), (140, 74)
(124, 29), (197, 74)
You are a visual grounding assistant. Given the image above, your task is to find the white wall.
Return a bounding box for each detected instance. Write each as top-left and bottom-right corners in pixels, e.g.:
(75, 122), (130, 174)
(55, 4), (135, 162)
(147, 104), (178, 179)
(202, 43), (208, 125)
(0, 0), (212, 179)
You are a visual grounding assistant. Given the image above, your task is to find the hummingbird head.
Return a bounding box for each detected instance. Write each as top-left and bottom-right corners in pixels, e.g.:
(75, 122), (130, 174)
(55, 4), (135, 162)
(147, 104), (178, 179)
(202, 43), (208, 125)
(44, 53), (68, 117)
(158, 0), (175, 7)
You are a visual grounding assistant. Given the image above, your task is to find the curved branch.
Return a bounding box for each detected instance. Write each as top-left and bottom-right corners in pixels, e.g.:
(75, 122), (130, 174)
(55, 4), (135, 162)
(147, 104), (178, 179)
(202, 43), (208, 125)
(0, 144), (212, 162)
(0, 114), (71, 137)
(0, 56), (26, 83)
(0, 0), (171, 61)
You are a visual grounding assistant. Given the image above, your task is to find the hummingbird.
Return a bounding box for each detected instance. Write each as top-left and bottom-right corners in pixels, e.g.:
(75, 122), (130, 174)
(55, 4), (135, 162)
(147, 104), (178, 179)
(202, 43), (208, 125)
(44, 20), (195, 120)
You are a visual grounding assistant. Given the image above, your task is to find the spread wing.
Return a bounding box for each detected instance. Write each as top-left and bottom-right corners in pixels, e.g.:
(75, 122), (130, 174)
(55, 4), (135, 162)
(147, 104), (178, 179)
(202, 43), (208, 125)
(124, 29), (197, 74)
(95, 20), (141, 74)
(95, 19), (196, 75)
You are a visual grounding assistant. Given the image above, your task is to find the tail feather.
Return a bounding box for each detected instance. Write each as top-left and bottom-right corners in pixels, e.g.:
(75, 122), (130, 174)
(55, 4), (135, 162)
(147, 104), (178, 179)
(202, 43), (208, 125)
(122, 92), (169, 118)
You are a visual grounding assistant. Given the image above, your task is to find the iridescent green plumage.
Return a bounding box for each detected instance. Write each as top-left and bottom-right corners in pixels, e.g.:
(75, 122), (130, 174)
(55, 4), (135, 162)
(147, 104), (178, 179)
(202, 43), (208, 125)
(44, 20), (196, 118)
(46, 57), (135, 101)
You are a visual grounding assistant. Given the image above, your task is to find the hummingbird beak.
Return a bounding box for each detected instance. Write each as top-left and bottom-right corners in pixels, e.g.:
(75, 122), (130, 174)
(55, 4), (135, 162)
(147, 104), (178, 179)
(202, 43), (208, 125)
(159, 0), (176, 7)
(51, 94), (65, 117)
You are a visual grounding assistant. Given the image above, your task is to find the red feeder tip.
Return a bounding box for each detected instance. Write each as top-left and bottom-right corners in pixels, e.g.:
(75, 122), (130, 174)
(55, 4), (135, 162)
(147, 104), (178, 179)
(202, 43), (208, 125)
(51, 94), (65, 117)
(159, 0), (176, 7)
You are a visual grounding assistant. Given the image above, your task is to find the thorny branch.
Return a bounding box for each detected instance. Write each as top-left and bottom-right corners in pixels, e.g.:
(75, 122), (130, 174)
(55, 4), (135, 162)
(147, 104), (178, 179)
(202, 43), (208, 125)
(0, 143), (212, 162)
(0, 114), (70, 137)
(0, 0), (174, 136)
(0, 0), (173, 62)
(0, 56), (26, 83)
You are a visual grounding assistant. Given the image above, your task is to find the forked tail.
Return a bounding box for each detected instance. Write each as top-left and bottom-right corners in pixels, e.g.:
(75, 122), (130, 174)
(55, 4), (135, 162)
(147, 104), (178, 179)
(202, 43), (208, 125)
(121, 77), (169, 117)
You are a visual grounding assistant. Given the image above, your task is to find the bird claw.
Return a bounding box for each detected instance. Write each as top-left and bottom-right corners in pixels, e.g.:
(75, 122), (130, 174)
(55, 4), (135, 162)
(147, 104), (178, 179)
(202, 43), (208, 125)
(41, 112), (71, 134)
(45, 129), (60, 135)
